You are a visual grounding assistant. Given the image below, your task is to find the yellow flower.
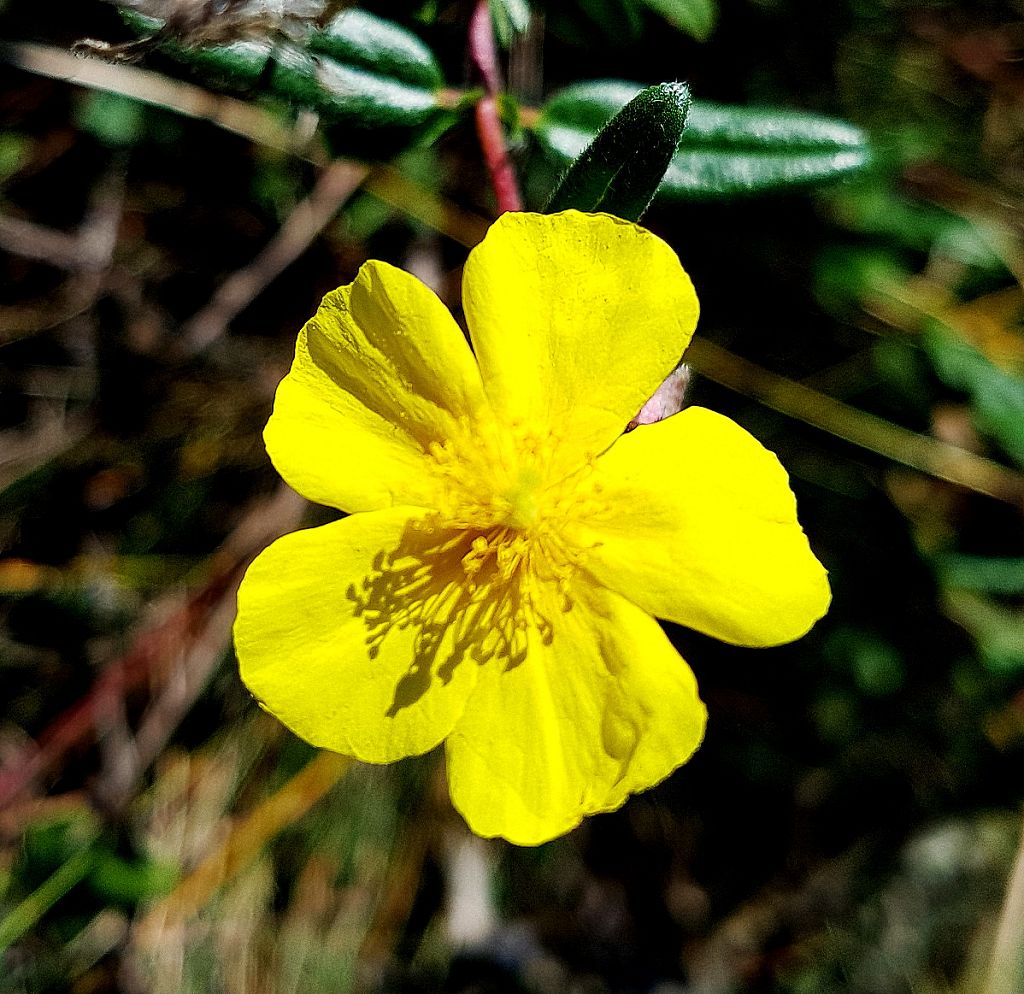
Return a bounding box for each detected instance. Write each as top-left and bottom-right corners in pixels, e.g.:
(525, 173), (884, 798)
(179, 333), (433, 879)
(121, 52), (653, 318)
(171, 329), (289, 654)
(234, 210), (830, 846)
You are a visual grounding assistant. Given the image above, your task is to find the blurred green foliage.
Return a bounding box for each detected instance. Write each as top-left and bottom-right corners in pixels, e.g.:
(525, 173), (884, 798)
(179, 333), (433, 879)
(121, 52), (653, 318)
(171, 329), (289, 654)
(0, 0), (1023, 992)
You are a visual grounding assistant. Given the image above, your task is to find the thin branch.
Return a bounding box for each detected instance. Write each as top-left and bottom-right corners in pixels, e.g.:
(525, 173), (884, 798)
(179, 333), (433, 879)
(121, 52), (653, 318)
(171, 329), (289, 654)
(469, 0), (503, 94)
(474, 96), (522, 215)
(0, 214), (93, 271)
(180, 159), (370, 353)
(0, 408), (92, 494)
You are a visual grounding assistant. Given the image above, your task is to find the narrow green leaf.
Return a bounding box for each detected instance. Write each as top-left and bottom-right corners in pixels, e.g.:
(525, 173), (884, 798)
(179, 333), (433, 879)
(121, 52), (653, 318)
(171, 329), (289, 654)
(88, 851), (177, 904)
(186, 40), (275, 90)
(268, 46), (437, 127)
(536, 79), (872, 200)
(944, 589), (1024, 674)
(0, 848), (95, 953)
(937, 554), (1024, 596)
(637, 0), (717, 41)
(545, 81), (690, 222)
(308, 9), (443, 92)
(489, 0), (532, 47)
(120, 8), (449, 157)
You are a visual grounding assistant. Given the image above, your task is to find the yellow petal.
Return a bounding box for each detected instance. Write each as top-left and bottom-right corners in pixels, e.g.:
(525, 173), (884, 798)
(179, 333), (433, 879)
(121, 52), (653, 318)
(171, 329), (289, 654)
(234, 507), (480, 762)
(576, 407), (831, 647)
(265, 261), (488, 513)
(462, 211), (699, 463)
(445, 576), (706, 846)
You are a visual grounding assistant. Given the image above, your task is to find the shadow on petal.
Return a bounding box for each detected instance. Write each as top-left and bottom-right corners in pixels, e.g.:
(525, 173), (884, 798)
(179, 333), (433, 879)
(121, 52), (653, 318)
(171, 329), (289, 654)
(345, 517), (556, 718)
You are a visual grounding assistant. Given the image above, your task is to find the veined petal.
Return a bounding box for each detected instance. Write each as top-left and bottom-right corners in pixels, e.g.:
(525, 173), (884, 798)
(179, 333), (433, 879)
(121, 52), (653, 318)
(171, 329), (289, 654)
(462, 212), (699, 464)
(576, 407), (831, 647)
(265, 261), (488, 513)
(234, 507), (480, 762)
(445, 576), (706, 846)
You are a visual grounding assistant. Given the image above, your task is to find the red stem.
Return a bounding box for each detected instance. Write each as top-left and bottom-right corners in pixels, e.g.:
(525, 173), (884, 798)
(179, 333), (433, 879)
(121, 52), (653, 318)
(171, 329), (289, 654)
(474, 97), (523, 214)
(468, 0), (522, 215)
(0, 564), (241, 810)
(469, 0), (503, 95)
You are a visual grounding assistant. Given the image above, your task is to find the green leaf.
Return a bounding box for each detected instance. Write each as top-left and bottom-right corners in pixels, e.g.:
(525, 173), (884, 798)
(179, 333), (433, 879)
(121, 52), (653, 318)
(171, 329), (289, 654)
(119, 9), (275, 91)
(75, 90), (146, 147)
(827, 179), (1005, 273)
(937, 554), (1024, 596)
(268, 46), (438, 129)
(943, 589), (1024, 674)
(637, 0), (717, 41)
(536, 79), (872, 200)
(545, 81), (690, 222)
(87, 851), (177, 905)
(308, 9), (444, 92)
(187, 40), (276, 90)
(121, 8), (450, 157)
(923, 327), (1024, 468)
(489, 0), (532, 47)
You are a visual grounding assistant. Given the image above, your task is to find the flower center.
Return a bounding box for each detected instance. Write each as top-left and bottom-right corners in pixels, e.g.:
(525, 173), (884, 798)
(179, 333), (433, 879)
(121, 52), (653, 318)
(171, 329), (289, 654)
(427, 416), (605, 591)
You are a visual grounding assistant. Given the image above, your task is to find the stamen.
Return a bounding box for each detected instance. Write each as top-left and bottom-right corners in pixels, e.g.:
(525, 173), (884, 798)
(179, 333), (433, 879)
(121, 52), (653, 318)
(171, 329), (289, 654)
(425, 415), (611, 614)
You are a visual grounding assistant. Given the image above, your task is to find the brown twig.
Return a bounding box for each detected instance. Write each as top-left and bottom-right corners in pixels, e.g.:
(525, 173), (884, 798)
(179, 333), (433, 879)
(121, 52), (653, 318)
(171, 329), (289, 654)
(468, 1), (522, 215)
(0, 214), (95, 271)
(0, 407), (92, 494)
(180, 159), (370, 353)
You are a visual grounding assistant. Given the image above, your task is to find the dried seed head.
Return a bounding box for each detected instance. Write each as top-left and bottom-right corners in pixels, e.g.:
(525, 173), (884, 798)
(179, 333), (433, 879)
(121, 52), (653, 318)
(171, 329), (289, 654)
(78, 0), (352, 59)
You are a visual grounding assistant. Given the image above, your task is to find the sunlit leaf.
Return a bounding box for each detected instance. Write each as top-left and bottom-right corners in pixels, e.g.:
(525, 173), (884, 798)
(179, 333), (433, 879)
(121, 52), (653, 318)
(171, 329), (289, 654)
(120, 7), (450, 156)
(545, 81), (690, 221)
(489, 0), (531, 47)
(636, 0), (716, 41)
(536, 79), (872, 200)
(308, 8), (444, 92)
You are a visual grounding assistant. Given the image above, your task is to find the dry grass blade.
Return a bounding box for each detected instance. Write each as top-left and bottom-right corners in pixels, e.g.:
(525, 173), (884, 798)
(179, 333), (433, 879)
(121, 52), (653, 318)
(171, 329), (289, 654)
(984, 816), (1024, 994)
(687, 337), (1024, 508)
(0, 41), (326, 161)
(138, 750), (352, 930)
(363, 166), (491, 248)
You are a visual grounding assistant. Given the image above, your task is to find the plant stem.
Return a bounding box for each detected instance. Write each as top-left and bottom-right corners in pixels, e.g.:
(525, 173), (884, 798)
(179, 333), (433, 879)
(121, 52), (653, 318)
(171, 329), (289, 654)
(474, 96), (522, 214)
(0, 848), (95, 953)
(468, 1), (522, 214)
